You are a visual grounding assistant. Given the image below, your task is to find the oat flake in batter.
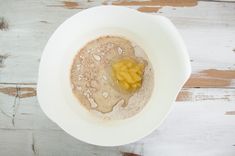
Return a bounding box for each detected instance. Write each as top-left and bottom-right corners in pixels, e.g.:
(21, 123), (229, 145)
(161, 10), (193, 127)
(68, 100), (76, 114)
(70, 36), (154, 120)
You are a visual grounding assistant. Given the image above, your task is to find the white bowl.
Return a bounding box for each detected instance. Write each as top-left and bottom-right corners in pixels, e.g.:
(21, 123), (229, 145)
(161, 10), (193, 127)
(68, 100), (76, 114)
(37, 6), (191, 146)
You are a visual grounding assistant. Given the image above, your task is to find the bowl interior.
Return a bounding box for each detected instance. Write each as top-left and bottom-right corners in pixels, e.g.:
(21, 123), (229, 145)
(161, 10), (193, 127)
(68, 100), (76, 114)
(37, 6), (191, 146)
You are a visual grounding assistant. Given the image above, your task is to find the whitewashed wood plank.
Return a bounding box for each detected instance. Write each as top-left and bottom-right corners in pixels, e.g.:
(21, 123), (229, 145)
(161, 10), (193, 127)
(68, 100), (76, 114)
(0, 101), (234, 156)
(33, 131), (122, 156)
(0, 1), (235, 87)
(0, 84), (16, 129)
(140, 101), (235, 156)
(0, 0), (81, 83)
(0, 84), (60, 130)
(19, 88), (235, 155)
(0, 130), (33, 156)
(0, 0), (234, 155)
(14, 94), (60, 130)
(1, 85), (235, 155)
(177, 88), (235, 101)
(0, 110), (13, 129)
(1, 84), (235, 130)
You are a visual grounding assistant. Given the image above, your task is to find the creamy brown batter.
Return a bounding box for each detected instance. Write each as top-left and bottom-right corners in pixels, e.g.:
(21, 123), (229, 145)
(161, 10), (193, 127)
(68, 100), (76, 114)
(70, 36), (154, 120)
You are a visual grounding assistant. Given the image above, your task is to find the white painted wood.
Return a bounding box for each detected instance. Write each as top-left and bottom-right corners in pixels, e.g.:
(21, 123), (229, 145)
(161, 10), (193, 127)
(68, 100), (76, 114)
(14, 94), (60, 130)
(33, 131), (122, 156)
(0, 130), (33, 156)
(141, 101), (235, 156)
(0, 1), (235, 83)
(0, 84), (60, 130)
(1, 85), (235, 129)
(16, 102), (235, 156)
(178, 88), (235, 101)
(0, 84), (16, 129)
(1, 87), (235, 155)
(0, 0), (235, 155)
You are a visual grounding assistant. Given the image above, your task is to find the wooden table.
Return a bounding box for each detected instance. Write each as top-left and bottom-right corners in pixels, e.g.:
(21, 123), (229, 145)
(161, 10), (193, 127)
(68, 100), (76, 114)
(0, 0), (235, 155)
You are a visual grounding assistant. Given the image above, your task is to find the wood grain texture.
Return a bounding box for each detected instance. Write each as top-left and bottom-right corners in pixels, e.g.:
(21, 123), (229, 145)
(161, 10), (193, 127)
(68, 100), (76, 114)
(137, 6), (161, 12)
(0, 84), (59, 130)
(0, 84), (234, 155)
(2, 84), (235, 102)
(141, 101), (235, 156)
(225, 111), (235, 115)
(0, 54), (9, 68)
(63, 1), (80, 9)
(0, 1), (235, 86)
(177, 88), (235, 101)
(184, 69), (235, 88)
(0, 130), (33, 156)
(112, 0), (198, 6)
(0, 0), (235, 155)
(0, 17), (8, 31)
(0, 92), (235, 155)
(0, 86), (36, 98)
(46, 1), (81, 9)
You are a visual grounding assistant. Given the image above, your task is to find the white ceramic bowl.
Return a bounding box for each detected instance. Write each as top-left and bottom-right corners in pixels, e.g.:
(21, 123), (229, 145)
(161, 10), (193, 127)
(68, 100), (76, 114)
(37, 6), (191, 146)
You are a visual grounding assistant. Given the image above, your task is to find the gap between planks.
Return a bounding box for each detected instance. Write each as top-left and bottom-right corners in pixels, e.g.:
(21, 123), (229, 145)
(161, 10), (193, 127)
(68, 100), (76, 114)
(1, 68), (235, 89)
(1, 83), (235, 101)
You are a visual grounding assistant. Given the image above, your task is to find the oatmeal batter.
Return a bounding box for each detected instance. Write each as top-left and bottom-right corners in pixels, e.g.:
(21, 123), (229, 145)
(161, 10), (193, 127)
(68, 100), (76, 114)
(70, 36), (154, 120)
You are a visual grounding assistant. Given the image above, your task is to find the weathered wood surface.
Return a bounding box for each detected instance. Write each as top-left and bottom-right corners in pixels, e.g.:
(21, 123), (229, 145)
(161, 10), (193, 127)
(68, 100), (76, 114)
(0, 0), (235, 87)
(0, 0), (235, 155)
(1, 85), (235, 155)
